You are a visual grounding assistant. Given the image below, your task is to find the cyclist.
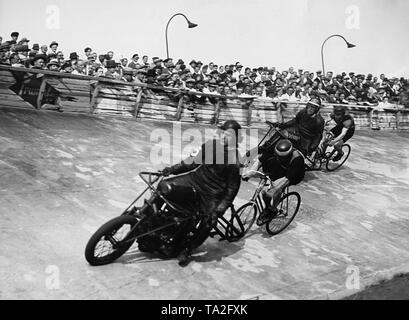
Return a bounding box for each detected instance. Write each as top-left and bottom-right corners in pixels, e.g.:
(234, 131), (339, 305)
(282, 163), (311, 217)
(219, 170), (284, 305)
(159, 120), (242, 266)
(327, 105), (355, 161)
(242, 139), (305, 225)
(274, 96), (325, 157)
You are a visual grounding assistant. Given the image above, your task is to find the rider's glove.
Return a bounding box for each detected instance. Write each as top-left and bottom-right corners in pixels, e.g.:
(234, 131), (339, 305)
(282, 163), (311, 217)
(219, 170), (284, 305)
(277, 123), (286, 129)
(161, 167), (173, 177)
(212, 211), (224, 224)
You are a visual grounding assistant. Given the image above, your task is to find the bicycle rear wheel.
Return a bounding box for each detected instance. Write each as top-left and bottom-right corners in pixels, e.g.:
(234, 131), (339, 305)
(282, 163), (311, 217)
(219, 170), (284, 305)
(232, 202), (257, 236)
(326, 144), (351, 172)
(266, 192), (301, 236)
(85, 215), (139, 266)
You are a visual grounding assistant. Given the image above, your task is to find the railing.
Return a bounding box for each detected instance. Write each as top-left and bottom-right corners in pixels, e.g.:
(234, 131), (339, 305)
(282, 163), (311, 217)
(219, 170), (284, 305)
(0, 65), (408, 130)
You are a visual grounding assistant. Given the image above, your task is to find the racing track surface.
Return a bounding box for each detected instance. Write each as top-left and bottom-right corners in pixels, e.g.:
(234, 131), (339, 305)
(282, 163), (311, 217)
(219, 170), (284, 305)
(1, 107), (409, 300)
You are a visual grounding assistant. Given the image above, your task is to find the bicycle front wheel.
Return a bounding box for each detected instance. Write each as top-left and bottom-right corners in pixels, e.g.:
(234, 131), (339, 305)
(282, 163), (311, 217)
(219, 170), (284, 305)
(326, 144), (351, 172)
(266, 192), (301, 236)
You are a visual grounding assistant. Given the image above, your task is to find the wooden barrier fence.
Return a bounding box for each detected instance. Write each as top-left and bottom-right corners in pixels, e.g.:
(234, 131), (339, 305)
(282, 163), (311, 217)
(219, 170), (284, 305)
(1, 65), (408, 130)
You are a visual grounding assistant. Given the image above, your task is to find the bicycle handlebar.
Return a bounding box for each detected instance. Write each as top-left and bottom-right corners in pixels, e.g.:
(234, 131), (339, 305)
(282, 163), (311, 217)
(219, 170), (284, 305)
(139, 171), (163, 176)
(242, 170), (272, 184)
(265, 120), (276, 127)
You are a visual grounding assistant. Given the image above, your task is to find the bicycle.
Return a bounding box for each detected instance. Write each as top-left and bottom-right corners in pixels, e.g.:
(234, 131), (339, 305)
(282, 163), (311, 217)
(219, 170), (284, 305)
(304, 122), (352, 172)
(235, 170), (301, 236)
(247, 120), (351, 173)
(85, 171), (253, 266)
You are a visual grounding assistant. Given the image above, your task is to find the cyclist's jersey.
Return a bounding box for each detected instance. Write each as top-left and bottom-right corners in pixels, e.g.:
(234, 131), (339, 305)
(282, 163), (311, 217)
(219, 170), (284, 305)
(259, 150), (305, 185)
(330, 113), (355, 131)
(287, 108), (325, 140)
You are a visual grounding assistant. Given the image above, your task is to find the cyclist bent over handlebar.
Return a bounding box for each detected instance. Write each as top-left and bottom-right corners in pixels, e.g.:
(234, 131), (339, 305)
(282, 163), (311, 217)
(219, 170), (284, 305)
(243, 139), (305, 225)
(327, 105), (355, 161)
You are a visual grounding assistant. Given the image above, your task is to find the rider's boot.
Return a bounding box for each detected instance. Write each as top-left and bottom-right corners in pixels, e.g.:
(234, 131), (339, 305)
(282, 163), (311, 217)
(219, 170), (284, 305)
(332, 150), (344, 162)
(177, 248), (192, 267)
(257, 206), (278, 226)
(257, 193), (273, 226)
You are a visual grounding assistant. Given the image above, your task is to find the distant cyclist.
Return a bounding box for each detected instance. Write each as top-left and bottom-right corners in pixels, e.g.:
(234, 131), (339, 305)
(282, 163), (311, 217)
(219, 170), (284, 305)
(243, 139), (305, 225)
(274, 96), (325, 157)
(327, 105), (355, 161)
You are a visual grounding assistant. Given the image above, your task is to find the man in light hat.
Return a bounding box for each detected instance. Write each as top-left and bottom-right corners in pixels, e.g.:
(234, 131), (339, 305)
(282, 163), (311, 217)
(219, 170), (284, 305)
(47, 59), (60, 72)
(49, 41), (58, 54)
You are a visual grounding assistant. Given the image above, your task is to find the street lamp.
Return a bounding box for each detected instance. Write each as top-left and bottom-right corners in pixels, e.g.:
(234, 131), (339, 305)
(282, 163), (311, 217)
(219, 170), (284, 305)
(165, 13), (198, 59)
(321, 34), (356, 76)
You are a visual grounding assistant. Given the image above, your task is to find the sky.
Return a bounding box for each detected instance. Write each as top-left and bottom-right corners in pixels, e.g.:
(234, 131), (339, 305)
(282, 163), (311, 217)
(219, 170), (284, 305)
(1, 0), (408, 77)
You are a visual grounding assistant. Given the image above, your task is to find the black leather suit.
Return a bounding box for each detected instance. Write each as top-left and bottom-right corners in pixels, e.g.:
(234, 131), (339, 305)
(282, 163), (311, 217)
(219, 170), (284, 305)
(160, 138), (241, 251)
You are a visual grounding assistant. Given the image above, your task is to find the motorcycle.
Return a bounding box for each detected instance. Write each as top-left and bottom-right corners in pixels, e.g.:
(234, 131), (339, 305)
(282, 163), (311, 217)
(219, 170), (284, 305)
(84, 172), (201, 266)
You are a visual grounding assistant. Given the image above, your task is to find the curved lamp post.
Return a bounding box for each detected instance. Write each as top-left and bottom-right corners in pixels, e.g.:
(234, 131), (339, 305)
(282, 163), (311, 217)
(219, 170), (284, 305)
(321, 34), (356, 76)
(165, 13), (198, 59)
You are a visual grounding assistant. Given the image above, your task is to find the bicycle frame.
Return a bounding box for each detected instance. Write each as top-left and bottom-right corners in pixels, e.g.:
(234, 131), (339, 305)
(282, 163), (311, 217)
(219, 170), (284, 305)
(212, 205), (251, 240)
(304, 126), (340, 171)
(244, 170), (272, 214)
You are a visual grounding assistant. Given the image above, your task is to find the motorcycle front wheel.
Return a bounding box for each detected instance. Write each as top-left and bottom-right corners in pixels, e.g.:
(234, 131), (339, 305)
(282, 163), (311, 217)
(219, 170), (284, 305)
(85, 215), (139, 266)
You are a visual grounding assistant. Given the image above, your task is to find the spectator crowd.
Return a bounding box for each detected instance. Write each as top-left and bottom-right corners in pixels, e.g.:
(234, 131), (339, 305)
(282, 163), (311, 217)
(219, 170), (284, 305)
(1, 31), (408, 108)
